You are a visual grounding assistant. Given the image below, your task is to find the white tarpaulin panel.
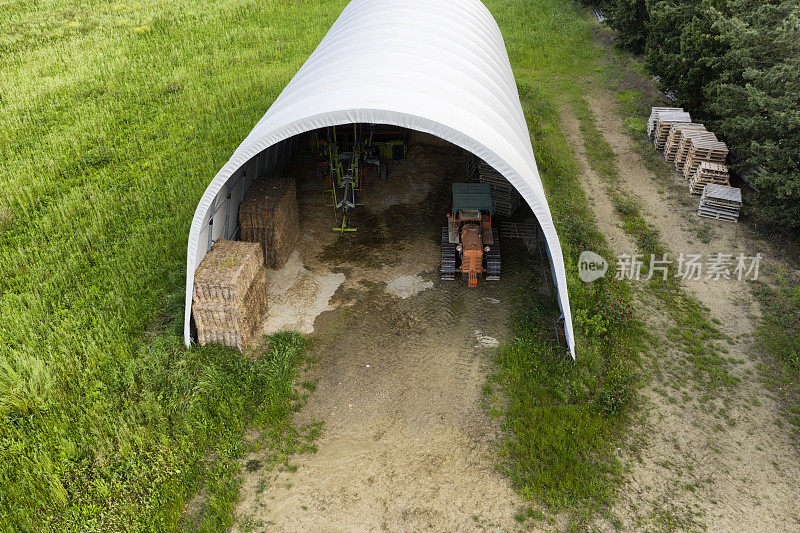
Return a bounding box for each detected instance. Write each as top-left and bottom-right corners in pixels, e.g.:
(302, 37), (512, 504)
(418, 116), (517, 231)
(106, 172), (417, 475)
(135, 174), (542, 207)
(184, 0), (576, 357)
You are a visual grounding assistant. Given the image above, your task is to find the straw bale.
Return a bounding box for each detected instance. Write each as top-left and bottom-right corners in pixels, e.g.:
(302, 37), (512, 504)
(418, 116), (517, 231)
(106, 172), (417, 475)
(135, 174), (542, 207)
(197, 329), (250, 352)
(193, 240), (263, 304)
(193, 270), (267, 329)
(194, 269), (267, 351)
(239, 178), (299, 268)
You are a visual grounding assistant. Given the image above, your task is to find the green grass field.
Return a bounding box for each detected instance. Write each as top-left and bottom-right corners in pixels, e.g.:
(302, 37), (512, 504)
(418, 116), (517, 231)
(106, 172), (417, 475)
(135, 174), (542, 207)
(1, 0), (643, 529)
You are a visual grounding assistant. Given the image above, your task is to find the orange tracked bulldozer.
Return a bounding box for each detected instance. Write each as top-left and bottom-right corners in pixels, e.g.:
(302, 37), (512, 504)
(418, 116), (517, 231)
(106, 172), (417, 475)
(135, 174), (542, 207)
(441, 183), (500, 287)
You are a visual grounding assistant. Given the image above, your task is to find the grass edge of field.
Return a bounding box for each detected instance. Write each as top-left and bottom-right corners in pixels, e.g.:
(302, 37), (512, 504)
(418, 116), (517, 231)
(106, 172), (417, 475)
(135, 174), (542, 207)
(477, 4), (651, 528)
(589, 18), (800, 439)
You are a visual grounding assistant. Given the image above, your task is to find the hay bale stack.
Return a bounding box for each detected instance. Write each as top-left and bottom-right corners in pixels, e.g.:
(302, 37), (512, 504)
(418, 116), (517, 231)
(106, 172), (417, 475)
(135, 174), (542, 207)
(239, 178), (300, 269)
(193, 240), (267, 351)
(193, 240), (264, 303)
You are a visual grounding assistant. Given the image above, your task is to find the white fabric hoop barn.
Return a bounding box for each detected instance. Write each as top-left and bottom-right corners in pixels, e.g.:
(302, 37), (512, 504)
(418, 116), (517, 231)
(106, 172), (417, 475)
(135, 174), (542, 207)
(184, 0), (576, 358)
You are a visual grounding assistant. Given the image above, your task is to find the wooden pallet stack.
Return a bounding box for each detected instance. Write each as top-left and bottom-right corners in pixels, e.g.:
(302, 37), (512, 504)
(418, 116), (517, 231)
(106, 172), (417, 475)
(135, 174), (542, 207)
(682, 139), (729, 181)
(648, 107), (683, 138)
(466, 156), (521, 217)
(193, 240), (268, 351)
(689, 162), (730, 195)
(663, 123), (706, 163)
(651, 109), (692, 150)
(674, 130), (718, 172)
(698, 184), (741, 222)
(647, 108), (740, 223)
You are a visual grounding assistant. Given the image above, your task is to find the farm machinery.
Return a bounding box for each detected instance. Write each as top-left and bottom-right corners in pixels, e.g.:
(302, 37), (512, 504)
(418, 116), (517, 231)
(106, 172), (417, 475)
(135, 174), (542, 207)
(441, 183), (500, 287)
(314, 124), (407, 232)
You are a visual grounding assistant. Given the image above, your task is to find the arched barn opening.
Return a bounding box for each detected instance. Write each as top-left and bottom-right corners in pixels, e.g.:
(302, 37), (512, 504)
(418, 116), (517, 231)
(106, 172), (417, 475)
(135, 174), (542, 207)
(184, 0), (576, 358)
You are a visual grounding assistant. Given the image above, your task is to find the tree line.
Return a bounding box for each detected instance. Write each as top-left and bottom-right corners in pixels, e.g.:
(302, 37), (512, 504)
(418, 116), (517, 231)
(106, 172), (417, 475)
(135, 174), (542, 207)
(585, 0), (800, 232)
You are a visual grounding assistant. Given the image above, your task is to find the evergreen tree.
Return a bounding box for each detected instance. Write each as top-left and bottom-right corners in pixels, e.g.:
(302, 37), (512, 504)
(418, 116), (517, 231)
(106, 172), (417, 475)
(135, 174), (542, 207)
(706, 1), (800, 229)
(644, 1), (724, 112)
(608, 0), (649, 54)
(585, 0), (799, 231)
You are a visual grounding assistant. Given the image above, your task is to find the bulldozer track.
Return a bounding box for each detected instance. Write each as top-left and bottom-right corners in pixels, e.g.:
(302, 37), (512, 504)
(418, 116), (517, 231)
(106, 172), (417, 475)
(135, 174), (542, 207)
(486, 228), (501, 281)
(440, 226), (456, 280)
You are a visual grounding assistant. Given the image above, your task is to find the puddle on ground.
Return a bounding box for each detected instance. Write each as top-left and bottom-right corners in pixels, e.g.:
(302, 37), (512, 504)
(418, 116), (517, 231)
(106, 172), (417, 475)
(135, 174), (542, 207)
(385, 274), (434, 299)
(260, 251), (345, 335)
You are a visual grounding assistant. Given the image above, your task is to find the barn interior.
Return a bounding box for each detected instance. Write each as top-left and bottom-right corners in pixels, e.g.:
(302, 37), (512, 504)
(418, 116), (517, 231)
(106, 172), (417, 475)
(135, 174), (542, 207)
(190, 124), (555, 352)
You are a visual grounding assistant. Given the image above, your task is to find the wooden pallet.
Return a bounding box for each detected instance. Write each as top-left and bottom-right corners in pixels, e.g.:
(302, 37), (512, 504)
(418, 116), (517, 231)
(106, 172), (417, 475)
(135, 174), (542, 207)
(648, 107), (684, 138)
(683, 140), (729, 180)
(501, 220), (544, 257)
(689, 162), (730, 195)
(698, 184), (741, 222)
(698, 206), (739, 222)
(500, 222), (539, 239)
(652, 111), (692, 150)
(664, 123), (706, 163)
(674, 131), (718, 171)
(702, 183), (741, 206)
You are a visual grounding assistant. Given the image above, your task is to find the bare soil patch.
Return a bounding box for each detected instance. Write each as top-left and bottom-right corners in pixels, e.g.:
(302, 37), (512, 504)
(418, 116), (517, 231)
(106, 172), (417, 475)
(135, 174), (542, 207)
(234, 136), (535, 531)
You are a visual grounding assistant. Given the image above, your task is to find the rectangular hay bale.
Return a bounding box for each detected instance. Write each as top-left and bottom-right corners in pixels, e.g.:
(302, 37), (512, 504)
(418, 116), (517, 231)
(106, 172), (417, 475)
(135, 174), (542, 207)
(239, 178), (300, 269)
(193, 270), (267, 331)
(193, 240), (264, 304)
(193, 253), (268, 352)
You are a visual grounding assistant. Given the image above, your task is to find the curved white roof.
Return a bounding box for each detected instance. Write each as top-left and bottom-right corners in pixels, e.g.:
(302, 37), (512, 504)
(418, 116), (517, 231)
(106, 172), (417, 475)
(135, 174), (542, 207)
(184, 0), (576, 357)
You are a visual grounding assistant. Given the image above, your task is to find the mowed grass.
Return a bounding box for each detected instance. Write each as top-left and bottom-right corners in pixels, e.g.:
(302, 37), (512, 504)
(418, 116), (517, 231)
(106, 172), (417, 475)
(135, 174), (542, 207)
(2, 0), (643, 530)
(0, 0), (347, 530)
(753, 274), (800, 434)
(485, 0), (644, 523)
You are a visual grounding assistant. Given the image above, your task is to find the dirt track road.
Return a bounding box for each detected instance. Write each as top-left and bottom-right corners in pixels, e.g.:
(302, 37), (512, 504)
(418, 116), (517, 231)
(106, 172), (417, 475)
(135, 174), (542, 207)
(565, 54), (800, 531)
(233, 136), (537, 531)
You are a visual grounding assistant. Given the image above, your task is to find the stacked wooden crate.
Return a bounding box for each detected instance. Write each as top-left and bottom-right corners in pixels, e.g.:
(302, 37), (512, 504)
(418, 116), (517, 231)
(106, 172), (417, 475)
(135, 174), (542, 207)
(674, 130), (718, 172)
(647, 108), (739, 223)
(647, 107), (683, 138)
(682, 139), (729, 180)
(466, 156), (521, 217)
(664, 123), (706, 163)
(689, 162), (730, 195)
(239, 178), (300, 269)
(698, 184), (742, 222)
(193, 240), (268, 351)
(651, 110), (692, 150)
